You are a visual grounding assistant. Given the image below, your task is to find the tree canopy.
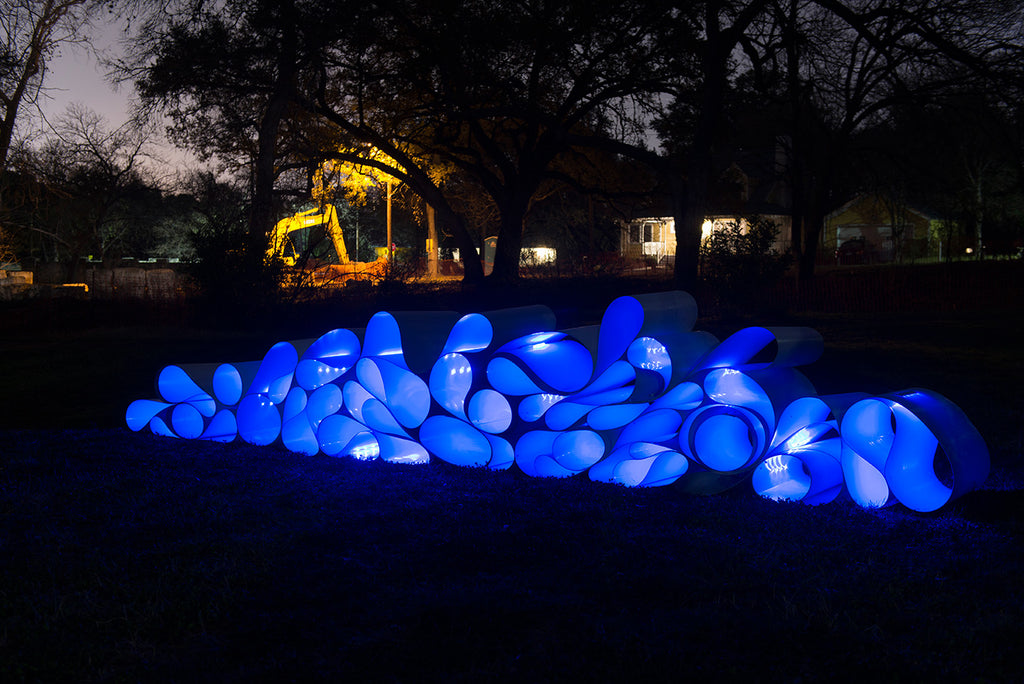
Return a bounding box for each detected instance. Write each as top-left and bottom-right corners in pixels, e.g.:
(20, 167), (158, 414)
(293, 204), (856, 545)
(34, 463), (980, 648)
(1, 0), (97, 171)
(124, 0), (1024, 288)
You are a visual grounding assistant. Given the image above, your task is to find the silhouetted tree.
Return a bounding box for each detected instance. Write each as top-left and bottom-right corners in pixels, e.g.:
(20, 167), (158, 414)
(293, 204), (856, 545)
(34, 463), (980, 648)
(0, 0), (96, 172)
(654, 0), (1023, 285)
(132, 0), (327, 295)
(858, 90), (1024, 260)
(17, 104), (159, 275)
(300, 0), (678, 283)
(128, 0), (1022, 289)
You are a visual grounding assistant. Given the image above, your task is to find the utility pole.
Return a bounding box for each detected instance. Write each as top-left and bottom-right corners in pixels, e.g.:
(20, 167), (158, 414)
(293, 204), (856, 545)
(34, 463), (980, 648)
(426, 203), (438, 278)
(386, 178), (393, 259)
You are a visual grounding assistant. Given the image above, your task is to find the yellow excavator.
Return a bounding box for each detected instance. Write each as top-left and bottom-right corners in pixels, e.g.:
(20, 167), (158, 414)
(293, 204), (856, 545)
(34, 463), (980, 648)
(268, 204), (350, 266)
(268, 204), (385, 284)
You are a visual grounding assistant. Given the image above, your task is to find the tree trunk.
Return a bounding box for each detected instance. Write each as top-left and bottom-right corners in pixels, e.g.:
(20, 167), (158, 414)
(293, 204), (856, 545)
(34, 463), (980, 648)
(673, 3), (728, 292)
(797, 161), (835, 281)
(788, 134), (808, 279)
(670, 169), (701, 292)
(798, 203), (825, 280)
(489, 196), (528, 283)
(0, 1), (92, 174)
(975, 176), (984, 259)
(783, 0), (807, 280)
(0, 0), (61, 172)
(436, 204), (483, 284)
(245, 4), (297, 290)
(246, 92), (289, 285)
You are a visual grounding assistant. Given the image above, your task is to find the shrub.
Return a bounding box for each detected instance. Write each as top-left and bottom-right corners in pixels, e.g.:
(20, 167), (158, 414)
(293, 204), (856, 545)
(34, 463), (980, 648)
(185, 216), (285, 321)
(700, 216), (792, 311)
(0, 224), (16, 268)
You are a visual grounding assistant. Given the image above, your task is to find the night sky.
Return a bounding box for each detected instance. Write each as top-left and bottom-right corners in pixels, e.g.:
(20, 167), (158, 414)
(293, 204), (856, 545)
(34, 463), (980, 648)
(39, 17), (191, 175)
(42, 18), (131, 130)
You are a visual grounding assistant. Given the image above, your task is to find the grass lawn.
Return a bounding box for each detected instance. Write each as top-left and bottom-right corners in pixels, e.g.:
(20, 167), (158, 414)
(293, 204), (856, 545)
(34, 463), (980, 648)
(2, 278), (1022, 682)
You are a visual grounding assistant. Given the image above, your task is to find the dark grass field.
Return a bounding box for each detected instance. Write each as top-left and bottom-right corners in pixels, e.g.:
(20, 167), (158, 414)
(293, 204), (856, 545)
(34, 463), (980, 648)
(2, 272), (1023, 682)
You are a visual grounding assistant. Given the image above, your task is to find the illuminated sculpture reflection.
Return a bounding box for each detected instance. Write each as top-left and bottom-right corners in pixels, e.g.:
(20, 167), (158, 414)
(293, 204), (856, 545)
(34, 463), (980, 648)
(126, 291), (989, 512)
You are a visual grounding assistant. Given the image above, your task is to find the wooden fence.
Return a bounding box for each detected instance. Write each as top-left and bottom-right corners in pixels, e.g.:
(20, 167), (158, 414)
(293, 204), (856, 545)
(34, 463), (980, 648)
(79, 268), (191, 301)
(766, 261), (1024, 314)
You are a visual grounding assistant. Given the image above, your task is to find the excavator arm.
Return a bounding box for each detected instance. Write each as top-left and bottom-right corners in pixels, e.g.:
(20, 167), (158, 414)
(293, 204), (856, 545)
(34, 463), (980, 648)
(267, 204), (350, 266)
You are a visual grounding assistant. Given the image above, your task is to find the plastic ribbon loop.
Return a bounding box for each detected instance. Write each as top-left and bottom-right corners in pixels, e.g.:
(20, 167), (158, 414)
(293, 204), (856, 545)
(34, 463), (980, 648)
(125, 291), (989, 512)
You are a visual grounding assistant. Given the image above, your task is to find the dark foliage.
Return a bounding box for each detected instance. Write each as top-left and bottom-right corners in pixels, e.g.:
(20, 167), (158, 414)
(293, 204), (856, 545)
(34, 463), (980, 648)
(699, 216), (792, 312)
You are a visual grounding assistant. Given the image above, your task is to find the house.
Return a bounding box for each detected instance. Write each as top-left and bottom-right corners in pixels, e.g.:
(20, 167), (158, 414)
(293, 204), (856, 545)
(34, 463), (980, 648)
(825, 194), (936, 264)
(621, 140), (794, 264)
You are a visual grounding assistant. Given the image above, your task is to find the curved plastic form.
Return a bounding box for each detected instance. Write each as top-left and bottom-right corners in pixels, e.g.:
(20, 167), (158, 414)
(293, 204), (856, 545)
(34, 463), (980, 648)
(295, 328), (361, 390)
(125, 291), (990, 513)
(840, 389), (989, 512)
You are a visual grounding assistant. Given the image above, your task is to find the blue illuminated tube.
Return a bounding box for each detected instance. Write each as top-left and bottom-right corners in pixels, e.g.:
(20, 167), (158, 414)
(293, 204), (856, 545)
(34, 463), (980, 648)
(125, 291), (990, 512)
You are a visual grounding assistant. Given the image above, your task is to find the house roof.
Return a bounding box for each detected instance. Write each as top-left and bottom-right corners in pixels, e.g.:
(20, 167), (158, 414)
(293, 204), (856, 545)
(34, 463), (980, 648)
(826, 194), (938, 223)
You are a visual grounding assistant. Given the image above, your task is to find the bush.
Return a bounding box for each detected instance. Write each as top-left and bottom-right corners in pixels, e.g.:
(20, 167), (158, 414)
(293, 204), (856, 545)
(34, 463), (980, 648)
(0, 224), (16, 268)
(700, 216), (792, 311)
(373, 248), (422, 294)
(185, 218), (285, 321)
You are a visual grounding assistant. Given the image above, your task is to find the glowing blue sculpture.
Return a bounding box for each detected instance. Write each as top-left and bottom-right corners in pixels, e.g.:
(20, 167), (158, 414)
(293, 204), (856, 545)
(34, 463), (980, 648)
(126, 291), (989, 512)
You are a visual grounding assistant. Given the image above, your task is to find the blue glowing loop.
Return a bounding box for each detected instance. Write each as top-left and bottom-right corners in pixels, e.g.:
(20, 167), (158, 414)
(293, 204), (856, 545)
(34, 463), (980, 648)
(615, 409), (684, 448)
(680, 405), (768, 472)
(468, 389), (512, 433)
(281, 384), (344, 456)
(126, 399), (172, 432)
(212, 361), (260, 407)
(171, 403), (206, 439)
(430, 353), (474, 419)
(148, 414), (176, 438)
(649, 382), (704, 412)
(595, 292), (698, 377)
(125, 291), (989, 513)
(157, 365), (216, 417)
(626, 337), (672, 389)
(201, 409), (238, 443)
(236, 393), (282, 446)
(751, 397), (845, 505)
(589, 443), (690, 487)
(295, 328), (360, 390)
(420, 412), (514, 470)
(515, 431), (578, 478)
(490, 332), (594, 394)
(362, 312), (407, 363)
(420, 415), (495, 467)
(317, 413), (378, 459)
(702, 368), (777, 428)
(343, 380), (409, 437)
(375, 433), (431, 465)
(424, 326), (517, 469)
(596, 296), (647, 373)
(281, 387), (316, 456)
(752, 454), (813, 501)
(246, 342), (300, 404)
(487, 356), (545, 396)
(442, 313), (493, 354)
(586, 403), (649, 431)
(536, 360), (638, 430)
(697, 326), (823, 372)
(518, 392), (566, 423)
(839, 389), (989, 512)
(551, 430), (606, 472)
(355, 357), (430, 429)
